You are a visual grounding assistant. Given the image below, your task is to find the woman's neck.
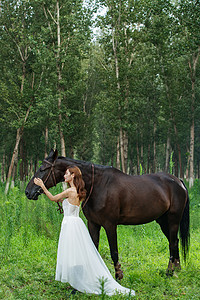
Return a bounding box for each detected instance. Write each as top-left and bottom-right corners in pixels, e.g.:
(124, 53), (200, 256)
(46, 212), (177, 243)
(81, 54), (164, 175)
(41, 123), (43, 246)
(69, 181), (75, 189)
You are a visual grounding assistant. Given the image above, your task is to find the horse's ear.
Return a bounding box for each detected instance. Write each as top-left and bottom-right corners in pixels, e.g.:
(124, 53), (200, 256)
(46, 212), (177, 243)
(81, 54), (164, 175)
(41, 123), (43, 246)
(52, 149), (58, 161)
(48, 148), (55, 158)
(48, 148), (58, 161)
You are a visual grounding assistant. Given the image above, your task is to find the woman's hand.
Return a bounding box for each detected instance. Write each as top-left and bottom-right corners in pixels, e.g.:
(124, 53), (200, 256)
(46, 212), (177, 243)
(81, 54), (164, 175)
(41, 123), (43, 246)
(33, 178), (68, 202)
(34, 177), (45, 189)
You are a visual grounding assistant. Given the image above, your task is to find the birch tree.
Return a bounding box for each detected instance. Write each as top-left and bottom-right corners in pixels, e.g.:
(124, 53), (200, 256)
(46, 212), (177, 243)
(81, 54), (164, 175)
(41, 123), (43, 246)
(0, 0), (44, 193)
(41, 0), (93, 157)
(176, 0), (200, 185)
(97, 0), (143, 172)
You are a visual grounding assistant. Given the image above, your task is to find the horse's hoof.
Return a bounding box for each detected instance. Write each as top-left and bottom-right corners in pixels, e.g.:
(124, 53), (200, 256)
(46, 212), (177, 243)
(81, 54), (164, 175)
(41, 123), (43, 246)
(166, 268), (174, 277)
(115, 262), (123, 280)
(174, 259), (181, 271)
(166, 257), (175, 276)
(166, 257), (181, 276)
(115, 271), (124, 280)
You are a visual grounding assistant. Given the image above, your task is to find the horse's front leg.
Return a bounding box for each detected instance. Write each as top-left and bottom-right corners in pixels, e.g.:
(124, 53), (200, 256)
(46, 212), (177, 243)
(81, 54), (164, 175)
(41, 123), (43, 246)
(104, 224), (123, 280)
(88, 220), (101, 249)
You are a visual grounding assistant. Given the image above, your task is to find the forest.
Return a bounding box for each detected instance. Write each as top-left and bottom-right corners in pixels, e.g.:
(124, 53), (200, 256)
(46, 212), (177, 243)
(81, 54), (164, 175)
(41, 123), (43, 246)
(0, 1), (200, 299)
(0, 0), (199, 192)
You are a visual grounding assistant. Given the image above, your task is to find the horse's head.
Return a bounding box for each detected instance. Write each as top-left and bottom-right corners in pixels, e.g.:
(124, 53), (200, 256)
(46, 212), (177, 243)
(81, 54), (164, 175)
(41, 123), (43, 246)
(25, 148), (65, 200)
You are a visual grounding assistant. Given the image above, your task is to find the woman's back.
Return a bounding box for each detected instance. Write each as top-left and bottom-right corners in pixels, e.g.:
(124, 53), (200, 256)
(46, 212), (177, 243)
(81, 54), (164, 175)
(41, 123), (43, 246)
(62, 199), (80, 217)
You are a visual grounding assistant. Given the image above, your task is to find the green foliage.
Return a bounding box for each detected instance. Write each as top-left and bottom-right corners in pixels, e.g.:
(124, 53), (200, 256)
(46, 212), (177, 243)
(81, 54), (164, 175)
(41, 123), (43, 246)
(98, 277), (108, 300)
(0, 184), (200, 299)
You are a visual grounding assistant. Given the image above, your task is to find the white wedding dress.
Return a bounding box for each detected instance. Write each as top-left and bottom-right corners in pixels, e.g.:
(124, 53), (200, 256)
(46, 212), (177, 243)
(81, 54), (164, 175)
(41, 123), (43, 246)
(55, 199), (135, 296)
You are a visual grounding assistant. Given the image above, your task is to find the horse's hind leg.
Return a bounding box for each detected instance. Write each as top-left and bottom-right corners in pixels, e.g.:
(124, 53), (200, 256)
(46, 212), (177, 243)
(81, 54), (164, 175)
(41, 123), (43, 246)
(104, 224), (123, 280)
(167, 216), (181, 273)
(88, 220), (101, 250)
(156, 214), (180, 276)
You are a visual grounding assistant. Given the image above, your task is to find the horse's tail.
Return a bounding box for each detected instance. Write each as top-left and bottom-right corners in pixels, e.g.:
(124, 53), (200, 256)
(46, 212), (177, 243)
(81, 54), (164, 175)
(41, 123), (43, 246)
(179, 179), (190, 262)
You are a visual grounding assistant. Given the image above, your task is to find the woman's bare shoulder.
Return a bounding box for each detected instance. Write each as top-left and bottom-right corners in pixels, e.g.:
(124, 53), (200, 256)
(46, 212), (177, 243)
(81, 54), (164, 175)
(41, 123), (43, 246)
(66, 187), (77, 195)
(66, 187), (79, 205)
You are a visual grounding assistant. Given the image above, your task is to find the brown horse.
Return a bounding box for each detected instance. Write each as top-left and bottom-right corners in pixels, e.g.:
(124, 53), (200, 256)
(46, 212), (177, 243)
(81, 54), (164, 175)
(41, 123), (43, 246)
(25, 149), (190, 279)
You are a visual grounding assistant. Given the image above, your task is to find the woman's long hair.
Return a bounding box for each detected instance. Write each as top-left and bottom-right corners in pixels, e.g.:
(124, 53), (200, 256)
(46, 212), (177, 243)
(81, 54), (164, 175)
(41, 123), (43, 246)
(67, 166), (86, 201)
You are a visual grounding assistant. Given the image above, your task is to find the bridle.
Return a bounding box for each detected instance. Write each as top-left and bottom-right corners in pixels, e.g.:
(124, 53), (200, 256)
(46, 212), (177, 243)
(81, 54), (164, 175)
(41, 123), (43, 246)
(38, 160), (95, 214)
(38, 159), (63, 214)
(42, 159), (57, 185)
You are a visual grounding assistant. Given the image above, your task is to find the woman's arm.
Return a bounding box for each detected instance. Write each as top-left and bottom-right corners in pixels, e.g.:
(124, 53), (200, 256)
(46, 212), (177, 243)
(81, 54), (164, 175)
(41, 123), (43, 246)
(34, 178), (69, 202)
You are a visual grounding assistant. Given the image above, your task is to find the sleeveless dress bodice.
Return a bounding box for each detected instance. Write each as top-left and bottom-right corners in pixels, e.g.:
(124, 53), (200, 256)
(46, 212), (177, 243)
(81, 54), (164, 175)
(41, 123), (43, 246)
(55, 199), (135, 296)
(62, 199), (79, 217)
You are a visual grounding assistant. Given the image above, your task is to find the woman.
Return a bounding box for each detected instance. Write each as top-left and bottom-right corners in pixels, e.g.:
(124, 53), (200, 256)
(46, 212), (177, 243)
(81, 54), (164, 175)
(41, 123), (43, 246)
(34, 166), (135, 296)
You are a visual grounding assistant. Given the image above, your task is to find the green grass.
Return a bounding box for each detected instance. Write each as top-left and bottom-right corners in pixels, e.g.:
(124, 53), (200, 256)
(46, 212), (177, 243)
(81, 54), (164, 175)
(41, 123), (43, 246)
(0, 181), (200, 299)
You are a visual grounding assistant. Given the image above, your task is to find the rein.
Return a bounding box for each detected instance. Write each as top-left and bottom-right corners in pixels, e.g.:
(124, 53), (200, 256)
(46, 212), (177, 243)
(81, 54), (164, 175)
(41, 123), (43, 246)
(81, 163), (95, 210)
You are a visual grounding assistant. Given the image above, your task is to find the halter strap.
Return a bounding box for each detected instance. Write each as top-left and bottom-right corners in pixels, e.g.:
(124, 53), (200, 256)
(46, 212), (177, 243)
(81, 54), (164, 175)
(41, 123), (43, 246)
(43, 160), (56, 185)
(81, 164), (95, 209)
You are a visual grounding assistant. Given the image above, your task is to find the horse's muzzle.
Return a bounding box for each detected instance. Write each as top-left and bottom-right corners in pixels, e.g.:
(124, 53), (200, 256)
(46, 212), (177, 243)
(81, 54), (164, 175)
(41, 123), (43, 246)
(25, 189), (39, 200)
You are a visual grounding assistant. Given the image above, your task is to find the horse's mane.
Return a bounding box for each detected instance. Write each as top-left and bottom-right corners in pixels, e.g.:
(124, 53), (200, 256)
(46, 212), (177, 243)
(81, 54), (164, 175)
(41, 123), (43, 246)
(57, 156), (112, 170)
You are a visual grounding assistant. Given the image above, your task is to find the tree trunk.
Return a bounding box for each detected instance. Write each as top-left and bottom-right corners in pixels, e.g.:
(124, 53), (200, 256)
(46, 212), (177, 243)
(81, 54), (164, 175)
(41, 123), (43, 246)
(34, 158), (38, 174)
(116, 137), (120, 170)
(29, 157), (33, 178)
(161, 62), (183, 177)
(189, 117), (194, 187)
(23, 140), (28, 183)
(5, 105), (31, 194)
(123, 131), (128, 173)
(112, 16), (126, 173)
(58, 90), (66, 157)
(177, 146), (183, 178)
(44, 126), (48, 157)
(174, 152), (178, 177)
(129, 144), (134, 175)
(69, 144), (74, 158)
(153, 123), (156, 173)
(44, 1), (66, 157)
(136, 141), (140, 175)
(140, 140), (146, 174)
(147, 143), (150, 174)
(141, 142), (143, 172)
(19, 139), (24, 181)
(5, 128), (21, 194)
(57, 0), (66, 157)
(120, 129), (125, 173)
(19, 138), (27, 185)
(117, 128), (129, 173)
(1, 153), (5, 182)
(188, 47), (199, 187)
(185, 146), (190, 181)
(4, 33), (34, 193)
(11, 162), (16, 189)
(168, 103), (183, 177)
(165, 135), (170, 173)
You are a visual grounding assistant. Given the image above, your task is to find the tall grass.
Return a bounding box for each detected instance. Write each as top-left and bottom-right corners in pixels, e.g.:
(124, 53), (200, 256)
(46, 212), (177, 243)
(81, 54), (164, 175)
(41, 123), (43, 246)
(0, 183), (63, 256)
(0, 180), (200, 299)
(169, 151), (175, 174)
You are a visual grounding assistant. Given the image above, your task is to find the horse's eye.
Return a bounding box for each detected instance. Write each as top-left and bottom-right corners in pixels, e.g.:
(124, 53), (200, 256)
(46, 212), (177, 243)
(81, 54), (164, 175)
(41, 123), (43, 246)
(39, 166), (45, 171)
